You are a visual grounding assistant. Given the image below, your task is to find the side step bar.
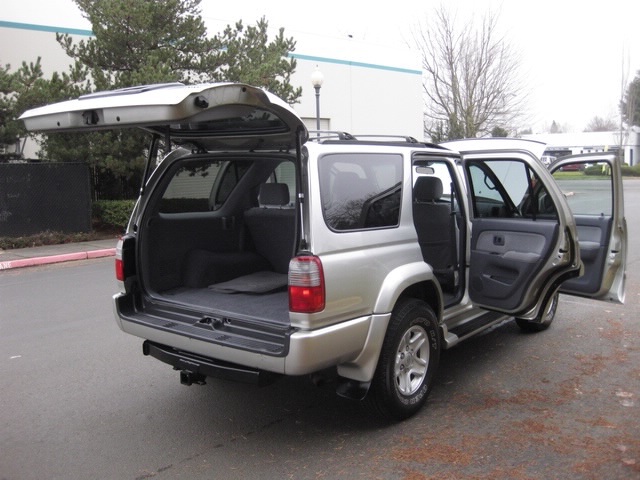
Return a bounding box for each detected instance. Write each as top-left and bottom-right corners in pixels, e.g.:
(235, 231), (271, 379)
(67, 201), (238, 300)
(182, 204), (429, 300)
(142, 341), (281, 387)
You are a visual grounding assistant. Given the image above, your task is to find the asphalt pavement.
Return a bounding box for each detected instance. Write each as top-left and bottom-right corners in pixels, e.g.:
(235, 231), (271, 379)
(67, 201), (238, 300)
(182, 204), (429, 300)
(0, 237), (118, 271)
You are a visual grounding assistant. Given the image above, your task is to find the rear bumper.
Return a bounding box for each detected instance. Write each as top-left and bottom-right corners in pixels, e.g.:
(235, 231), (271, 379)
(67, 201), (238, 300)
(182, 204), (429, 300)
(113, 293), (374, 376)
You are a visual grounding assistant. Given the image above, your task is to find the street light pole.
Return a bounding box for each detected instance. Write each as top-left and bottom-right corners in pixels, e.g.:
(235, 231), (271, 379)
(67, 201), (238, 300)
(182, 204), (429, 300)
(310, 67), (324, 137)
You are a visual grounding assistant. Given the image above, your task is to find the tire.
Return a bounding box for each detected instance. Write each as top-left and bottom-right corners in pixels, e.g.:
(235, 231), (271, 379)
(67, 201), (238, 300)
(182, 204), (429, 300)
(515, 291), (559, 332)
(367, 298), (441, 421)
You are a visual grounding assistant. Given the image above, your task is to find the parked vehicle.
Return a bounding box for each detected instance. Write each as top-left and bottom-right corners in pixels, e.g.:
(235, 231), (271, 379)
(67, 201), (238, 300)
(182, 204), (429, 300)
(20, 83), (627, 420)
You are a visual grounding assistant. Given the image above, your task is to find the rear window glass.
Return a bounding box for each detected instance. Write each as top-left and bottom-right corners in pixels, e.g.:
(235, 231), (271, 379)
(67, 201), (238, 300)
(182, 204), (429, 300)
(319, 153), (403, 230)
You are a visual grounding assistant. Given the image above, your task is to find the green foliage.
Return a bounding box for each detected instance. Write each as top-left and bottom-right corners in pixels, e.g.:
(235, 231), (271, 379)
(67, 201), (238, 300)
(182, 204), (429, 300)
(213, 18), (302, 104)
(0, 230), (111, 250)
(1, 59), (90, 159)
(491, 126), (509, 137)
(621, 164), (640, 177)
(93, 199), (136, 229)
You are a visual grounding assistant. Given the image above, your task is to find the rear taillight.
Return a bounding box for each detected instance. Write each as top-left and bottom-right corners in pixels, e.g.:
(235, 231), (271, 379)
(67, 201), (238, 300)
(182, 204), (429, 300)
(115, 236), (136, 285)
(289, 256), (325, 313)
(115, 257), (125, 282)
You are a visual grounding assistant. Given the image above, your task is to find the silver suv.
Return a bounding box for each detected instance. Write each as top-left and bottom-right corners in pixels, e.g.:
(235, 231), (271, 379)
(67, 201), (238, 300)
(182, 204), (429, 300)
(21, 83), (627, 420)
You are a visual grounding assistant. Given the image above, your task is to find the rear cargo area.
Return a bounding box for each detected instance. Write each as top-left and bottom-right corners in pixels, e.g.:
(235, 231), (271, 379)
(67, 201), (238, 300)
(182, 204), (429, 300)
(136, 155), (297, 327)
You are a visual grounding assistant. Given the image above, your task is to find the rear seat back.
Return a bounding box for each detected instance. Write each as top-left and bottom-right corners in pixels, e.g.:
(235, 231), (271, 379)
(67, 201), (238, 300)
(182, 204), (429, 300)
(244, 183), (296, 273)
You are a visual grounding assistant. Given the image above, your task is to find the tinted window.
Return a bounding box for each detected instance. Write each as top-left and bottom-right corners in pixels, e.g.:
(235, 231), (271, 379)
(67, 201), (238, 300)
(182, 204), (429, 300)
(467, 160), (557, 219)
(159, 160), (250, 213)
(160, 162), (221, 213)
(319, 153), (403, 230)
(265, 160), (296, 206)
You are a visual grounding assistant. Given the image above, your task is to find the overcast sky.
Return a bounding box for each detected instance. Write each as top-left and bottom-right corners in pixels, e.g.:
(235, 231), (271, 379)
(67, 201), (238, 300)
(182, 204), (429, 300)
(4, 0), (640, 133)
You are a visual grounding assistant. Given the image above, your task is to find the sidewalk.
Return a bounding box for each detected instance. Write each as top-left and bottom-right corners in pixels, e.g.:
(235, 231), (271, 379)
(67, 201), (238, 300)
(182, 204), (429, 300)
(0, 238), (118, 271)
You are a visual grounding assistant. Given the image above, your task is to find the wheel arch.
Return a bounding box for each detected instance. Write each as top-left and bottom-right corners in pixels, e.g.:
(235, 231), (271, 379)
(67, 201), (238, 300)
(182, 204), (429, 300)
(373, 262), (443, 321)
(337, 264), (442, 387)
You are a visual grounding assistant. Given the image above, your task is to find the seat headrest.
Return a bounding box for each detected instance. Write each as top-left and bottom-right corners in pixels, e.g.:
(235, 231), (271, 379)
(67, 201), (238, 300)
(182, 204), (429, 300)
(414, 176), (443, 202)
(259, 183), (290, 206)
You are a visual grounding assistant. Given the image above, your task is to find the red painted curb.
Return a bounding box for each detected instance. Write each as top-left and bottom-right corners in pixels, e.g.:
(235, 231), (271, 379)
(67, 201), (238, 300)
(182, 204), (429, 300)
(0, 248), (116, 271)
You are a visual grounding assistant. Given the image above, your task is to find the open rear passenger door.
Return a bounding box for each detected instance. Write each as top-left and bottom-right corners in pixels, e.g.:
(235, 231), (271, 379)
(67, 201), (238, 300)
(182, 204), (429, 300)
(442, 138), (625, 321)
(549, 152), (626, 303)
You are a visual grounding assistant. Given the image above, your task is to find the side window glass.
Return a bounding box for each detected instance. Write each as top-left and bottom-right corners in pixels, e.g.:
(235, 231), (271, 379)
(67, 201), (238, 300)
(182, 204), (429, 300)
(552, 161), (612, 216)
(319, 153), (403, 231)
(159, 161), (222, 213)
(467, 163), (511, 217)
(467, 160), (557, 219)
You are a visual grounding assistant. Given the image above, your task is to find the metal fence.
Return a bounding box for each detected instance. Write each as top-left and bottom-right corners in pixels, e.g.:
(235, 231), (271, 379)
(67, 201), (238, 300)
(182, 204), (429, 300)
(0, 162), (92, 237)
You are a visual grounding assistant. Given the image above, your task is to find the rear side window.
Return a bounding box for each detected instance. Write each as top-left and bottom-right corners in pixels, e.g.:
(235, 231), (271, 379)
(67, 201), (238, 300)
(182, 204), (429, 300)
(319, 153), (403, 230)
(265, 160), (296, 207)
(159, 160), (250, 213)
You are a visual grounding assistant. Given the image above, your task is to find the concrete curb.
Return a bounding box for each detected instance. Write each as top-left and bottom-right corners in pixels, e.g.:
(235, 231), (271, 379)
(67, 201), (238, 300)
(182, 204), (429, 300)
(0, 248), (116, 271)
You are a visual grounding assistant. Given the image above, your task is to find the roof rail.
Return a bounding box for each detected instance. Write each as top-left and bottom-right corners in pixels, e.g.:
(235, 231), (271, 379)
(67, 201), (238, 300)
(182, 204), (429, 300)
(350, 134), (420, 143)
(308, 130), (356, 142)
(307, 131), (445, 150)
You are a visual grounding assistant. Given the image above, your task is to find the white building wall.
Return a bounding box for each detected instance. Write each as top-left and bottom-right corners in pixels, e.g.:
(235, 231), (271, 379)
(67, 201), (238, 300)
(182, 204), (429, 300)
(522, 130), (640, 166)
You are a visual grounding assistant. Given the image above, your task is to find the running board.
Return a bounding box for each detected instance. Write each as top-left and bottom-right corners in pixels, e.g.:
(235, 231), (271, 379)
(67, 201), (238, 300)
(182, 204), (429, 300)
(443, 311), (507, 348)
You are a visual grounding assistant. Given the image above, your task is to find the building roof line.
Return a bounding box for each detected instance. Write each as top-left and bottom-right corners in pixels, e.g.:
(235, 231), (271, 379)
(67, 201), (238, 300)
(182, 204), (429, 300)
(289, 53), (422, 75)
(0, 20), (93, 36)
(1, 20), (422, 76)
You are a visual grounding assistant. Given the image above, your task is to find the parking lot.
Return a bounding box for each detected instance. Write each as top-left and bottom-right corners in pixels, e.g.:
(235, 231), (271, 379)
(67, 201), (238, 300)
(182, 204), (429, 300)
(1, 181), (638, 480)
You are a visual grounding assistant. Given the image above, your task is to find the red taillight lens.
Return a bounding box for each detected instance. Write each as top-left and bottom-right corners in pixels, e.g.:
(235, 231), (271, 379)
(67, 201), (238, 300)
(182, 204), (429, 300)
(115, 236), (135, 284)
(289, 256), (325, 313)
(115, 258), (125, 281)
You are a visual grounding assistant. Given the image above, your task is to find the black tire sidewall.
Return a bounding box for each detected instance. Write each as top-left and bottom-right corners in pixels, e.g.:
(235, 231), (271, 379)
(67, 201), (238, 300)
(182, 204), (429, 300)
(372, 299), (440, 420)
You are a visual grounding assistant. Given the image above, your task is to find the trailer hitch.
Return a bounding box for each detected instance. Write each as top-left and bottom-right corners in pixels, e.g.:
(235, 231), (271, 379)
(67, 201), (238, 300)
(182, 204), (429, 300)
(180, 370), (206, 386)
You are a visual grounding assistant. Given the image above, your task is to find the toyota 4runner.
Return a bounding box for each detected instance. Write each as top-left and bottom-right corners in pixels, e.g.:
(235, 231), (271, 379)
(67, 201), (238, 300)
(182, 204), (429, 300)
(20, 83), (627, 420)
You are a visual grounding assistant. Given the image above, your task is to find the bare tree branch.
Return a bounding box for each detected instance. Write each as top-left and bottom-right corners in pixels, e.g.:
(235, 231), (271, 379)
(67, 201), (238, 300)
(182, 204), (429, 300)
(413, 4), (528, 141)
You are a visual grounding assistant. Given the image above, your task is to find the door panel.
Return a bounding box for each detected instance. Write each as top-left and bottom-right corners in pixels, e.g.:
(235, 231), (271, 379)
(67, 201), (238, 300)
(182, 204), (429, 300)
(561, 216), (612, 294)
(464, 155), (575, 315)
(469, 218), (559, 311)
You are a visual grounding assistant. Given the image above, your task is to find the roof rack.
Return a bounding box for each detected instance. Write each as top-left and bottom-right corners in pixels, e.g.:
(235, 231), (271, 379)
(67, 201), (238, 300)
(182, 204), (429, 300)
(307, 131), (445, 150)
(350, 134), (420, 143)
(308, 131), (421, 144)
(308, 131), (356, 141)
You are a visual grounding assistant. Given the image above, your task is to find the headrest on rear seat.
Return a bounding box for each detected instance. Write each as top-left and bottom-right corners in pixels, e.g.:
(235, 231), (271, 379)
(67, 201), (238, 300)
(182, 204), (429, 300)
(259, 183), (290, 207)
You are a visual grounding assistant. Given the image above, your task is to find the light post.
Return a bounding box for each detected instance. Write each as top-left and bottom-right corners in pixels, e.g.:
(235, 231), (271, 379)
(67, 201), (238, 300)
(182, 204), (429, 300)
(310, 67), (324, 135)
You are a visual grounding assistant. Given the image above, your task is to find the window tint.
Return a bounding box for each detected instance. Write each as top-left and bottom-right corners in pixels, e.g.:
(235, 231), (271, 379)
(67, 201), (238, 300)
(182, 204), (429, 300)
(265, 160), (296, 206)
(467, 159), (557, 219)
(319, 153), (402, 230)
(159, 160), (250, 213)
(552, 161), (612, 216)
(160, 162), (221, 213)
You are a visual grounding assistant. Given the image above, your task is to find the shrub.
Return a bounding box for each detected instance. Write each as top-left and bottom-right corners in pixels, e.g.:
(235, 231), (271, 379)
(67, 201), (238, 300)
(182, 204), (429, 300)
(621, 164), (640, 177)
(93, 200), (136, 229)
